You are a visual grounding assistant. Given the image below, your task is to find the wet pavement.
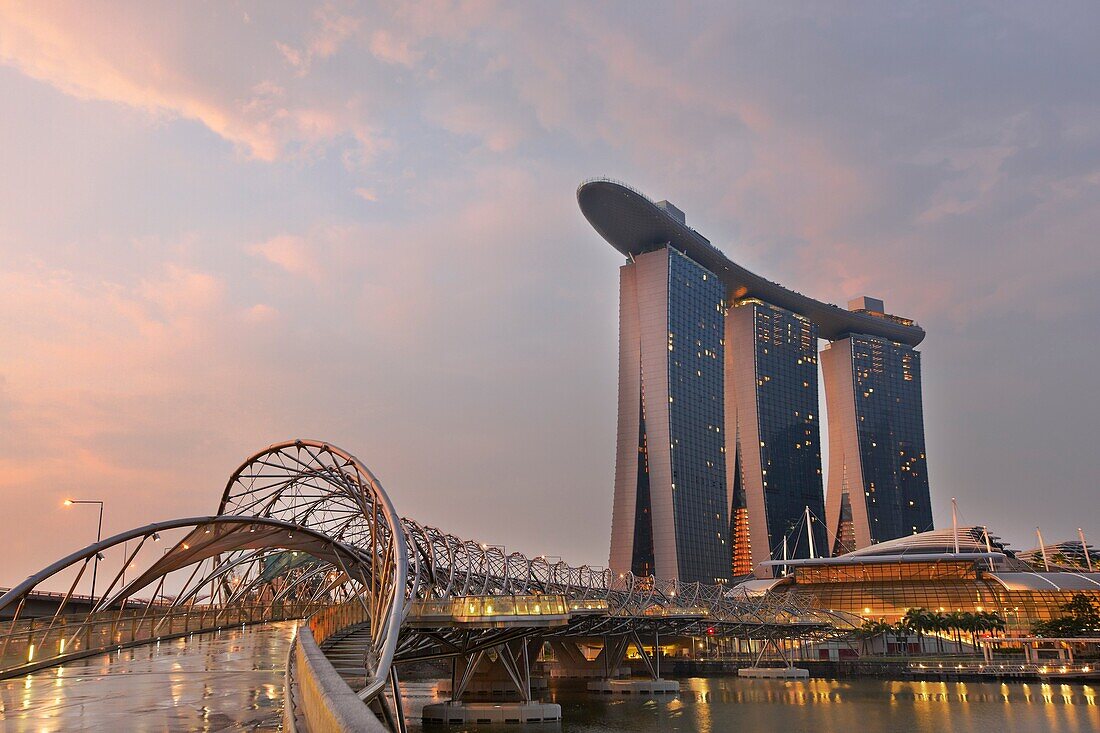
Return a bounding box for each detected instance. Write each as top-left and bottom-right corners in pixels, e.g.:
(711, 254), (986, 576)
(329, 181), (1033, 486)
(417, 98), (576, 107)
(0, 621), (297, 732)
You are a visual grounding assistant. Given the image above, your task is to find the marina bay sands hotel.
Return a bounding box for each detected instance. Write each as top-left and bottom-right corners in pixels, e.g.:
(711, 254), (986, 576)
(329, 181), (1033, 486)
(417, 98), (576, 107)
(578, 179), (933, 584)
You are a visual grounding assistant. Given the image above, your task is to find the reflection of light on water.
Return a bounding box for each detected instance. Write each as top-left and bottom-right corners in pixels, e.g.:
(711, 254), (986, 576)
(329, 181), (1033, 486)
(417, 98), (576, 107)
(677, 676), (1099, 711)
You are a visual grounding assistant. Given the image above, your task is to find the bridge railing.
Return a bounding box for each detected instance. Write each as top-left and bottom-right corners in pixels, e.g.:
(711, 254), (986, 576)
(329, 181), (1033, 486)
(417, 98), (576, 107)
(308, 598), (370, 646)
(0, 601), (318, 679)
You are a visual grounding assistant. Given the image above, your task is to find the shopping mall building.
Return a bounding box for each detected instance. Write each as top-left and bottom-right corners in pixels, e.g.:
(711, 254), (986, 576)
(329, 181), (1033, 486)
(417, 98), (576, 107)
(744, 527), (1100, 636)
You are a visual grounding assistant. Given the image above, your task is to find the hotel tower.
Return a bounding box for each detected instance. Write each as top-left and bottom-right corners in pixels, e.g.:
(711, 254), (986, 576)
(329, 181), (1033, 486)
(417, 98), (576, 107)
(578, 179), (931, 581)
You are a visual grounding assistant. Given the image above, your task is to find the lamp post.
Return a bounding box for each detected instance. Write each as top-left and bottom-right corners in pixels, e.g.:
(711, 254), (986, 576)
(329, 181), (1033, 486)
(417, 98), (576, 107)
(64, 499), (104, 606)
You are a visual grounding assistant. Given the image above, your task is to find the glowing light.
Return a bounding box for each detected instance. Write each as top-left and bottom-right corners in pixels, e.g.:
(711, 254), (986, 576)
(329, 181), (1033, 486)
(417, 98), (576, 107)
(63, 499), (73, 506)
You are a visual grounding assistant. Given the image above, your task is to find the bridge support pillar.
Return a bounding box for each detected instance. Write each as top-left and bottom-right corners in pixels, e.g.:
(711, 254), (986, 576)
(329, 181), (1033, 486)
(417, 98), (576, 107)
(550, 631), (681, 695)
(440, 638), (549, 702)
(425, 637), (561, 724)
(547, 637), (632, 679)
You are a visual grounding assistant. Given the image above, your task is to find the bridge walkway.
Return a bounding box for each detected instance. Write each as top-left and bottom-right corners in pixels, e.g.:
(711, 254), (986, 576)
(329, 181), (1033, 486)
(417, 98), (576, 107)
(320, 623), (372, 691)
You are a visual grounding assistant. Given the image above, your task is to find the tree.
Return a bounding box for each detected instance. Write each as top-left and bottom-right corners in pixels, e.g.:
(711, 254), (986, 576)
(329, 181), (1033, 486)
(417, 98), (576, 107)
(945, 611), (967, 651)
(857, 618), (892, 656)
(1033, 594), (1100, 637)
(903, 608), (939, 655)
(893, 618), (915, 657)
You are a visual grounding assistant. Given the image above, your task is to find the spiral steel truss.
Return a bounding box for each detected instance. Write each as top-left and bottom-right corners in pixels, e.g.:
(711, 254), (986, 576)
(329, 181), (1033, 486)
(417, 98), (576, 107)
(0, 439), (856, 696)
(0, 515), (374, 679)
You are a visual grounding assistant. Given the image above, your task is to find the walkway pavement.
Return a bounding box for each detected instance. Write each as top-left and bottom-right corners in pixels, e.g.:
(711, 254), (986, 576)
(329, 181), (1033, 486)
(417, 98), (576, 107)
(0, 621), (298, 732)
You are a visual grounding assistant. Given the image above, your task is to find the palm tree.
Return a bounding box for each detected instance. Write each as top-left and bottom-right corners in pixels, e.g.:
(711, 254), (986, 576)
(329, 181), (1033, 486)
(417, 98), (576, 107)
(945, 611), (966, 653)
(893, 618), (916, 657)
(929, 612), (948, 654)
(961, 612), (977, 651)
(903, 608), (934, 655)
(858, 618), (879, 656)
(858, 618), (892, 656)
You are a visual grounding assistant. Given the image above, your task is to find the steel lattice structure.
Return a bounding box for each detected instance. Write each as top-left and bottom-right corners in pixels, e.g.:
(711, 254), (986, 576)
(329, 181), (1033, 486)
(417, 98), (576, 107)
(0, 439), (858, 700)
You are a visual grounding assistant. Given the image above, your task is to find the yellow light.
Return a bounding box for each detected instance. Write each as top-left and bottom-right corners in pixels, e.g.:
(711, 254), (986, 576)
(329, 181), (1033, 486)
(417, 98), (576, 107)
(63, 499), (73, 506)
(28, 644), (34, 661)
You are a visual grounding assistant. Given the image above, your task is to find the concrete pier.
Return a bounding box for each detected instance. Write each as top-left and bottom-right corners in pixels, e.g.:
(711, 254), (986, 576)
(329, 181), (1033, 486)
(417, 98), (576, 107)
(738, 666), (810, 679)
(421, 701), (562, 724)
(587, 678), (680, 694)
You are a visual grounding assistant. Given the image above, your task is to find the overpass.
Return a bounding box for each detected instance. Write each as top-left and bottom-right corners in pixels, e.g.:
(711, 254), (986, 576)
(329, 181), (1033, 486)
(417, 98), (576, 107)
(0, 439), (857, 730)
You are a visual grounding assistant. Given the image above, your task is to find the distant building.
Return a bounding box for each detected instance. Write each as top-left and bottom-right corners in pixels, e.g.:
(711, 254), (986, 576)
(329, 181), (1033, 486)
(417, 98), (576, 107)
(577, 179), (929, 583)
(607, 245), (731, 584)
(726, 299), (826, 575)
(749, 527), (1100, 637)
(1018, 540), (1100, 571)
(822, 317), (933, 553)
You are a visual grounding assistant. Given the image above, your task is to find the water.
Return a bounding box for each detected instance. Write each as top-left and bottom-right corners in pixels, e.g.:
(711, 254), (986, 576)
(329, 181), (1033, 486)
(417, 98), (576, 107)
(2, 623), (1098, 732)
(402, 677), (1100, 733)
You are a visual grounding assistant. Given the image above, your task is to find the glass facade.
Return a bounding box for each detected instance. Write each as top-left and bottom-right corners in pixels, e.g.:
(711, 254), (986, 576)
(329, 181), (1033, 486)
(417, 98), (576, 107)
(666, 249), (729, 584)
(848, 335), (932, 542)
(741, 300), (827, 561)
(785, 561), (1100, 633)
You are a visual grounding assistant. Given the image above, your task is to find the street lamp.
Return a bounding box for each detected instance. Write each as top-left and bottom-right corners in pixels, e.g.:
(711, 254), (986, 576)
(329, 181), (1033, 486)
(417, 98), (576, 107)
(64, 499), (104, 606)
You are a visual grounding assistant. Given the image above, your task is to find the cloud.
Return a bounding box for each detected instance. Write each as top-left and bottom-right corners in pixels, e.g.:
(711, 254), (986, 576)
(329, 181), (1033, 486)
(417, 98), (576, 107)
(369, 29), (421, 67)
(278, 2), (363, 75)
(426, 100), (527, 152)
(2, 2), (1100, 579)
(249, 234), (325, 282)
(0, 1), (377, 162)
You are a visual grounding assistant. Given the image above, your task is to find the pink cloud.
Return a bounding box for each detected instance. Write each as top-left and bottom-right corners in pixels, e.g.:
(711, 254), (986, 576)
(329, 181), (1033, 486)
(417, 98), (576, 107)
(277, 2), (362, 75)
(427, 101), (527, 152)
(0, 2), (376, 162)
(249, 234), (325, 282)
(369, 29), (421, 67)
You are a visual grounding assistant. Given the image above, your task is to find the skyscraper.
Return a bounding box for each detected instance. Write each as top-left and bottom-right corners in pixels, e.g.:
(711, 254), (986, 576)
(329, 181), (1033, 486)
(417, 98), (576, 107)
(578, 179), (929, 580)
(608, 243), (731, 584)
(822, 298), (933, 554)
(725, 299), (826, 576)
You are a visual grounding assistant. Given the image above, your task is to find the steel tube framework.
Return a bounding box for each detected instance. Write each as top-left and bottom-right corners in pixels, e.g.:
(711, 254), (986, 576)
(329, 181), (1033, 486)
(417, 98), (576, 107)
(1, 438), (859, 725)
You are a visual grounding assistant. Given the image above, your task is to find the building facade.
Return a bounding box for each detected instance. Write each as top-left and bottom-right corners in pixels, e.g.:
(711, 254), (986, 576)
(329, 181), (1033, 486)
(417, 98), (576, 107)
(579, 179), (930, 582)
(608, 244), (731, 584)
(725, 299), (826, 576)
(757, 528), (1100, 637)
(822, 308), (933, 554)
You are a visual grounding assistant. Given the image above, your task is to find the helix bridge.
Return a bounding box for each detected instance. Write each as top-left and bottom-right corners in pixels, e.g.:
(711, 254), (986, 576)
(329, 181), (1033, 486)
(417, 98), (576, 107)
(0, 440), (858, 729)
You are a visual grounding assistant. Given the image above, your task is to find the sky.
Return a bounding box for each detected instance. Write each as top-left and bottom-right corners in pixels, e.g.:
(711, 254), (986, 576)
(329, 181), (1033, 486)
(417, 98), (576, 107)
(1, 1), (1099, 584)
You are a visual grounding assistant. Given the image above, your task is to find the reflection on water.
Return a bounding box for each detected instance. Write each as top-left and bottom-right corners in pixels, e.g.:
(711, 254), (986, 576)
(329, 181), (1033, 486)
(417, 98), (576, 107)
(0, 621), (296, 732)
(405, 676), (1100, 733)
(3, 626), (1099, 733)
